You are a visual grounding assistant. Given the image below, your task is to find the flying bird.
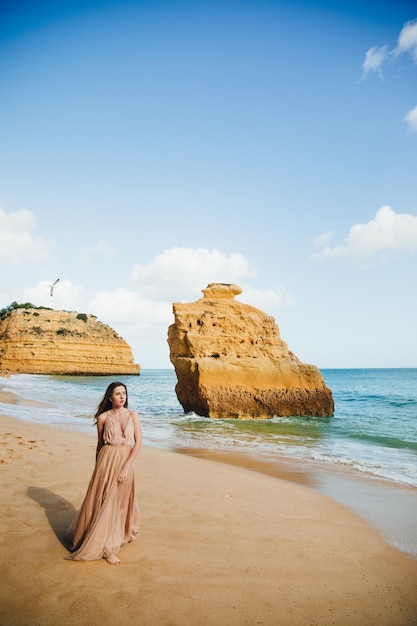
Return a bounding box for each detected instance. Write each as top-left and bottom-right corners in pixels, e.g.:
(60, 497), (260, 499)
(50, 278), (60, 297)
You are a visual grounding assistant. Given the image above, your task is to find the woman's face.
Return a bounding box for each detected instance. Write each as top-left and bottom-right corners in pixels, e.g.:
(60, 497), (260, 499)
(111, 385), (127, 410)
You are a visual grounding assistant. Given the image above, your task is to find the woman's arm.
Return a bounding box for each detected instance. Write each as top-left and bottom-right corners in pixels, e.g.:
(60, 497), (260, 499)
(117, 410), (142, 482)
(96, 412), (107, 459)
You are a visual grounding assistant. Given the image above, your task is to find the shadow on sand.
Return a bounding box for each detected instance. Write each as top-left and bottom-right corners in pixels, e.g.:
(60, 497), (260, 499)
(27, 487), (77, 549)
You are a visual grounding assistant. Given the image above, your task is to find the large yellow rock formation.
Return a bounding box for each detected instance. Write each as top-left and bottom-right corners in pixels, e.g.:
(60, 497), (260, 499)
(168, 283), (333, 419)
(0, 306), (140, 375)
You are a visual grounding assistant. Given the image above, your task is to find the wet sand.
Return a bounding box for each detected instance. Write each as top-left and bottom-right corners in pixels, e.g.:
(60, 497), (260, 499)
(176, 446), (417, 558)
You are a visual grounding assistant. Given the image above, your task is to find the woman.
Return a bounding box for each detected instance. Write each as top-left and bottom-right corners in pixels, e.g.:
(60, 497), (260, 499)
(67, 381), (141, 564)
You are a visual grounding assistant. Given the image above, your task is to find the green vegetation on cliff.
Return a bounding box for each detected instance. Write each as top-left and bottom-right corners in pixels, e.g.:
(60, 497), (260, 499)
(0, 302), (51, 322)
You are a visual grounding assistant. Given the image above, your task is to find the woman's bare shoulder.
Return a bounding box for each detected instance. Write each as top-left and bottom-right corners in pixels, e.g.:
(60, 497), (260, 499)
(97, 411), (108, 425)
(129, 409), (140, 422)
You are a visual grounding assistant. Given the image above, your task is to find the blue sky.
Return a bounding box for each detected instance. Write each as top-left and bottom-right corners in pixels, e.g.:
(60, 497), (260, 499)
(1, 0), (416, 368)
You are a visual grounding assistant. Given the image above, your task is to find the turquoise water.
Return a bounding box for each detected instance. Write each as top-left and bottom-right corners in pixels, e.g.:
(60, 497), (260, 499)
(2, 368), (417, 488)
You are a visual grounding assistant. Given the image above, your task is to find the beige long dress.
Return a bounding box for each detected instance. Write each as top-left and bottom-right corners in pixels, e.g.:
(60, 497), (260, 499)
(66, 411), (139, 561)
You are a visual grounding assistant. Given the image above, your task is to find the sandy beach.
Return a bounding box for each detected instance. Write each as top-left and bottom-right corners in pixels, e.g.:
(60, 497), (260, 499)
(1, 402), (417, 625)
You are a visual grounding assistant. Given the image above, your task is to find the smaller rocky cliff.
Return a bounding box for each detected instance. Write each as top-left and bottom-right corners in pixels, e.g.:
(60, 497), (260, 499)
(168, 283), (333, 419)
(0, 306), (140, 375)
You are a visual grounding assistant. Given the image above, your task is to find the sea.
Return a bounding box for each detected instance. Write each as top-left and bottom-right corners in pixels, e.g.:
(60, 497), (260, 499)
(1, 368), (417, 556)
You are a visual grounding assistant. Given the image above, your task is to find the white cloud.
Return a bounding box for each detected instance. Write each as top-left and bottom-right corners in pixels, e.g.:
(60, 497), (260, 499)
(404, 104), (417, 131)
(0, 206), (52, 264)
(131, 247), (257, 301)
(313, 206), (417, 263)
(238, 286), (294, 314)
(361, 20), (417, 100)
(363, 19), (417, 78)
(24, 279), (84, 309)
(20, 248), (294, 367)
(89, 288), (170, 331)
(396, 19), (417, 61)
(88, 248), (293, 363)
(362, 45), (389, 79)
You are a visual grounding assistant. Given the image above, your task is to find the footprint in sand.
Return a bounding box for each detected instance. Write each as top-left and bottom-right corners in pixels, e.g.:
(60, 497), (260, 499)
(0, 433), (43, 463)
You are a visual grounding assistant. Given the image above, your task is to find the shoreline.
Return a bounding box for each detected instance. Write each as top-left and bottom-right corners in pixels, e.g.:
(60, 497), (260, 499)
(0, 385), (57, 409)
(1, 412), (417, 625)
(174, 446), (417, 558)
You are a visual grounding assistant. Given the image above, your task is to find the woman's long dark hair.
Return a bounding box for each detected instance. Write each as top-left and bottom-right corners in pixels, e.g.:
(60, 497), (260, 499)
(94, 381), (128, 423)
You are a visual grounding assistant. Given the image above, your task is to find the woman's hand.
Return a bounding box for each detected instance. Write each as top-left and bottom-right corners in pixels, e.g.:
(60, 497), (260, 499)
(117, 466), (129, 483)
